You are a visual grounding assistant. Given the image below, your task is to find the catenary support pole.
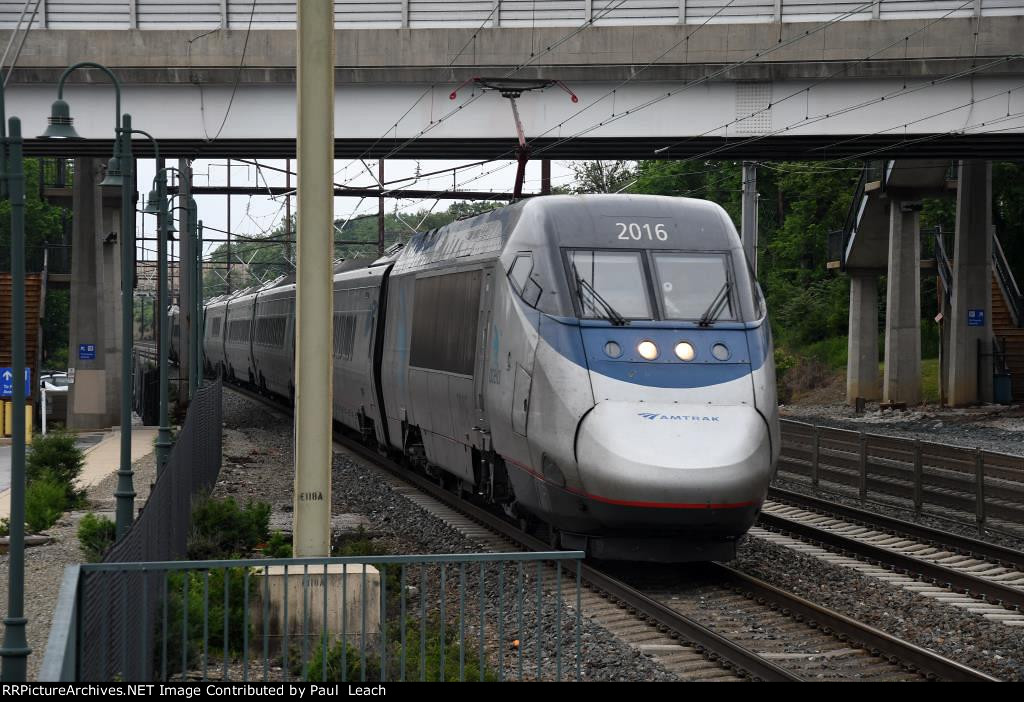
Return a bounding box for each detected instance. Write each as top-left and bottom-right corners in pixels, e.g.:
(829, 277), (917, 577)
(293, 0), (335, 557)
(741, 161), (758, 274)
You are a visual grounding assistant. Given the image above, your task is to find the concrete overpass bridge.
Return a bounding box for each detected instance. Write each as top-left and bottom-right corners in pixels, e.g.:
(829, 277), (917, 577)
(1, 1), (1022, 159)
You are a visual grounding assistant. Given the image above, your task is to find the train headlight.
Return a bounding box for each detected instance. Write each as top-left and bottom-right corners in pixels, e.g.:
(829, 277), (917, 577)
(712, 343), (731, 361)
(637, 340), (659, 360)
(674, 341), (696, 361)
(604, 341), (622, 358)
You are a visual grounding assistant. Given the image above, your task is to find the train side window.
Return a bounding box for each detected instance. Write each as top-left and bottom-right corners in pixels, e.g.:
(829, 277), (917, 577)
(508, 253), (543, 307)
(508, 254), (532, 293)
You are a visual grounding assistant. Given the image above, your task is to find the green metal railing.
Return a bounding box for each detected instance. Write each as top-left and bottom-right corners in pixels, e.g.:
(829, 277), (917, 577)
(42, 551), (584, 683)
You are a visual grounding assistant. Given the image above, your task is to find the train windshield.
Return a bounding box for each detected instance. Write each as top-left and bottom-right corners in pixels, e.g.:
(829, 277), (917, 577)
(566, 250), (652, 321)
(652, 252), (735, 321)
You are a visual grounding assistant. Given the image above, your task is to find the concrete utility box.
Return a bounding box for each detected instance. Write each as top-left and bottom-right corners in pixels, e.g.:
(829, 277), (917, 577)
(251, 564), (381, 656)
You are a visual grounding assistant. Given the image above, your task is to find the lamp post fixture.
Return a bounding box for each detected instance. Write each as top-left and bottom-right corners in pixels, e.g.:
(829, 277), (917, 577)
(39, 62), (137, 539)
(142, 157), (176, 474)
(0, 117), (30, 682)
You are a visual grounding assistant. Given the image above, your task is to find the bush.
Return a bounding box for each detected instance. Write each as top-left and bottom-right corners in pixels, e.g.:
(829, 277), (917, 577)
(262, 530), (292, 559)
(78, 513), (116, 562)
(158, 567), (253, 676)
(188, 496), (271, 560)
(25, 478), (67, 533)
(27, 431), (85, 506)
(302, 618), (498, 682)
(0, 517), (9, 537)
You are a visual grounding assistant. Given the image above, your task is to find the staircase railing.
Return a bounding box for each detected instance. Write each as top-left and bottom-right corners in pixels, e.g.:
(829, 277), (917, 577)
(932, 226), (954, 305)
(837, 160), (887, 270)
(993, 232), (1023, 327)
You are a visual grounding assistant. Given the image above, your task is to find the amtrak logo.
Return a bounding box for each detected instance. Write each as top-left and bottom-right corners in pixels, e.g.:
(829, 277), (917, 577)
(637, 412), (720, 422)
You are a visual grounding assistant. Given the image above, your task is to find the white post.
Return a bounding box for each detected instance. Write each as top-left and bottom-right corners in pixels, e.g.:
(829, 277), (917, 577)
(293, 0), (335, 557)
(41, 387), (47, 436)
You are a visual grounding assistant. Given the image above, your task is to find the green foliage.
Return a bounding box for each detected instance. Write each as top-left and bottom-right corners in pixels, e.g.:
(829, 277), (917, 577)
(188, 496), (270, 560)
(302, 618), (498, 682)
(77, 513), (116, 562)
(0, 517), (10, 537)
(0, 159), (68, 274)
(202, 201), (503, 297)
(42, 288), (70, 369)
(158, 567), (253, 675)
(333, 527), (401, 595)
(26, 430), (85, 505)
(569, 160), (635, 193)
(262, 530), (292, 558)
(25, 478), (67, 533)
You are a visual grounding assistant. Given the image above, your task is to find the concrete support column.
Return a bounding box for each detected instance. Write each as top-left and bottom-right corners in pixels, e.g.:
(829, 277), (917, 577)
(947, 160), (993, 406)
(883, 202), (921, 405)
(846, 272), (880, 403)
(293, 0), (335, 557)
(67, 158), (120, 429)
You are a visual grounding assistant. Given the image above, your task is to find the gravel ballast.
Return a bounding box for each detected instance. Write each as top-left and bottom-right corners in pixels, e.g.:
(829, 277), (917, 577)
(219, 388), (679, 682)
(731, 533), (1024, 681)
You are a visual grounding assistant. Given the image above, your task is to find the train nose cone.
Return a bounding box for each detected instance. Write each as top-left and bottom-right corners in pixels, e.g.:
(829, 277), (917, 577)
(575, 402), (773, 510)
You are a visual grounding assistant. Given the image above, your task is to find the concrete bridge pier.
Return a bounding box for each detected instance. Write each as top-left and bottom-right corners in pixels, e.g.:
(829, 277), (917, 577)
(883, 201), (922, 405)
(67, 157), (122, 430)
(846, 272), (880, 403)
(947, 160), (994, 406)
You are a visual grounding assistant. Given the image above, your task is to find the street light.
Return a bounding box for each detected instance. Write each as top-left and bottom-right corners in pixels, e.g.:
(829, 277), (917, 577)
(143, 163), (195, 473)
(38, 62), (136, 540)
(0, 117), (30, 683)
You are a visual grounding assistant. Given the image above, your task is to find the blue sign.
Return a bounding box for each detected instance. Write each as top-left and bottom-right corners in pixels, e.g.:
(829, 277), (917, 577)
(968, 309), (985, 327)
(78, 343), (96, 360)
(0, 368), (31, 398)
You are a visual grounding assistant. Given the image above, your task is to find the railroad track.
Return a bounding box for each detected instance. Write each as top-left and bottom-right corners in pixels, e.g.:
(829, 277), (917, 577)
(757, 488), (1024, 627)
(224, 382), (997, 682)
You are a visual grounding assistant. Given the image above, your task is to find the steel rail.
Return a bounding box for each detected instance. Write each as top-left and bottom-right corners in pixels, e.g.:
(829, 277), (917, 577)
(758, 510), (1024, 611)
(223, 382), (998, 681)
(224, 383), (797, 681)
(707, 563), (999, 682)
(768, 486), (1024, 569)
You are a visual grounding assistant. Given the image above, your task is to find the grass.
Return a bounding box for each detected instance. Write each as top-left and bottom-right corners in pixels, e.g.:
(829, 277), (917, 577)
(874, 357), (941, 405)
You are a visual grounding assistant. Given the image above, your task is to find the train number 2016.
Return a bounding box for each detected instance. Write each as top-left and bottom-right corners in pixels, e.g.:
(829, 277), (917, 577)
(616, 222), (668, 241)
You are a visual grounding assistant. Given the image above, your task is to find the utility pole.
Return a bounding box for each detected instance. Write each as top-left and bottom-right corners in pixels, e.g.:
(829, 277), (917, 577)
(285, 157), (292, 268)
(226, 159), (231, 293)
(378, 160), (384, 257)
(741, 161), (758, 275)
(294, 0), (334, 557)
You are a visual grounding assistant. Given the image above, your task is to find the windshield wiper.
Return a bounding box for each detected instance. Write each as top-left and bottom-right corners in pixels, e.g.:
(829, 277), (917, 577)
(698, 280), (731, 327)
(571, 263), (628, 326)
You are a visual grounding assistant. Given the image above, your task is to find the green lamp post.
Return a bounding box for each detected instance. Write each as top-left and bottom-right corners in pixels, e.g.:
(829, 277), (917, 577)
(39, 62), (136, 538)
(0, 117), (29, 682)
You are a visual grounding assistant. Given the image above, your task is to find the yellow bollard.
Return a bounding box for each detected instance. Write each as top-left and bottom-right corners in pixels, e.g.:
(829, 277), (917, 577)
(25, 404), (33, 445)
(2, 400), (10, 437)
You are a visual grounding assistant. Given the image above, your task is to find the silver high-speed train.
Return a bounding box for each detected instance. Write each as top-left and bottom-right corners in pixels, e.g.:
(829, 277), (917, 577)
(199, 195), (780, 561)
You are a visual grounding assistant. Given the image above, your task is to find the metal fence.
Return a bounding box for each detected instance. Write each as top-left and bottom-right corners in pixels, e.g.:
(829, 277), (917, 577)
(44, 550), (585, 683)
(777, 418), (1024, 535)
(41, 380), (223, 681)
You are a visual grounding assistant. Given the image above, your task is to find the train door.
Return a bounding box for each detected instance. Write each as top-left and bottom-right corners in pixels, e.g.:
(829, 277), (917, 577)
(473, 268), (494, 447)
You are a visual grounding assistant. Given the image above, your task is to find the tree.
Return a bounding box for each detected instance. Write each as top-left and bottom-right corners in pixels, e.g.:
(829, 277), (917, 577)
(570, 161), (635, 193)
(202, 201), (504, 297)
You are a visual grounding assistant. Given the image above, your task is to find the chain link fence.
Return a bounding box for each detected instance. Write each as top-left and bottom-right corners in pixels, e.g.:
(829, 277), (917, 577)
(77, 379), (222, 681)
